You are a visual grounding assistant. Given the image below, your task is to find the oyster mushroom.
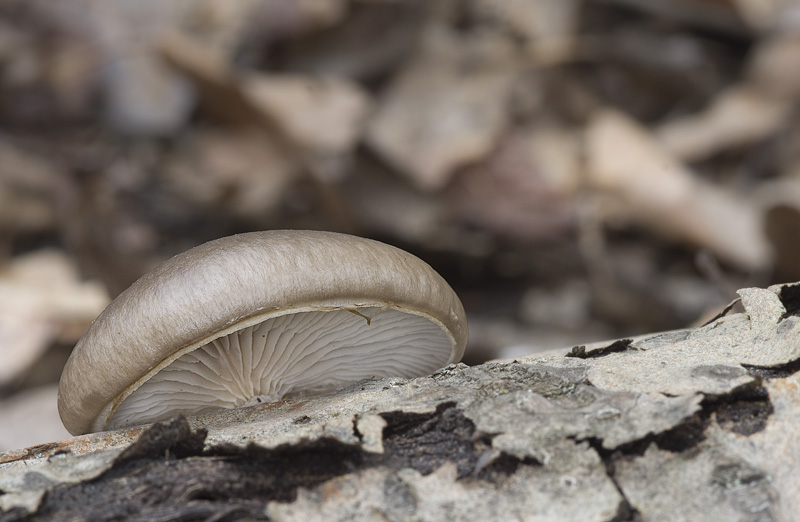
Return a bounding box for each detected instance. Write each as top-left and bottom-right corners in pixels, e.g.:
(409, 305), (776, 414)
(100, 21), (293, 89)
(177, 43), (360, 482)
(57, 230), (468, 435)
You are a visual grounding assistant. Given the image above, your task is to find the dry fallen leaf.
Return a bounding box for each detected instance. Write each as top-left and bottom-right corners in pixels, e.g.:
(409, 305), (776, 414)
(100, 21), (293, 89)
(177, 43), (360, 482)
(656, 86), (789, 162)
(0, 250), (109, 387)
(655, 29), (800, 163)
(447, 126), (579, 241)
(27, 0), (349, 136)
(586, 109), (773, 272)
(241, 74), (371, 156)
(366, 24), (518, 191)
(164, 128), (298, 223)
(747, 31), (800, 99)
(161, 32), (369, 183)
(729, 0), (792, 29)
(472, 0), (579, 63)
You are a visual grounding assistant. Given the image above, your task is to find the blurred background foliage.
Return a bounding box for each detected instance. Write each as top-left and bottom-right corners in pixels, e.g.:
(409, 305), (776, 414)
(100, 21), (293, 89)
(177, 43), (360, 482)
(3, 0), (800, 449)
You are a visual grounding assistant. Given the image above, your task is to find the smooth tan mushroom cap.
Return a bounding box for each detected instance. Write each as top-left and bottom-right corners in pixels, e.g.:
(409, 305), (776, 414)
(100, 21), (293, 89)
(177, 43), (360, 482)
(57, 230), (467, 435)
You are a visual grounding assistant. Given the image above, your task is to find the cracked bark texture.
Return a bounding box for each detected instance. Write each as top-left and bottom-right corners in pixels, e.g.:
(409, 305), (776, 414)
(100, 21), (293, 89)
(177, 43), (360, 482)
(1, 282), (800, 521)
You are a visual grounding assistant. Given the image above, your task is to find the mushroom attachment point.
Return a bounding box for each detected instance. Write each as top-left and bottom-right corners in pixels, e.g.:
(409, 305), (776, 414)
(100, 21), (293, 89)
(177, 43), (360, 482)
(57, 230), (468, 435)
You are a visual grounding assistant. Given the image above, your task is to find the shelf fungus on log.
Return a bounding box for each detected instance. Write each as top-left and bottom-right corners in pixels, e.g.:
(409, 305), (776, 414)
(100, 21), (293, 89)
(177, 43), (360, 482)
(57, 230), (468, 435)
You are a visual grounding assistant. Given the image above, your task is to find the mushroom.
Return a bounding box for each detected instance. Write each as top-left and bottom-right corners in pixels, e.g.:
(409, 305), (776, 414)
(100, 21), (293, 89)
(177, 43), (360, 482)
(57, 230), (468, 435)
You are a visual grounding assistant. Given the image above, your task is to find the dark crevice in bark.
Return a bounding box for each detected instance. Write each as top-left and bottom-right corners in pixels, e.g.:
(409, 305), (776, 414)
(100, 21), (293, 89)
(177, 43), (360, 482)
(380, 401), (480, 478)
(115, 415), (207, 465)
(0, 507), (29, 522)
(710, 385), (774, 436)
(377, 403), (543, 481)
(777, 283), (800, 318)
(578, 384), (774, 463)
(606, 499), (643, 522)
(566, 339), (634, 359)
(744, 357), (800, 380)
(352, 415), (364, 443)
(576, 438), (642, 522)
(292, 414), (312, 425)
(573, 406), (709, 459)
(473, 453), (541, 479)
(701, 298), (740, 326)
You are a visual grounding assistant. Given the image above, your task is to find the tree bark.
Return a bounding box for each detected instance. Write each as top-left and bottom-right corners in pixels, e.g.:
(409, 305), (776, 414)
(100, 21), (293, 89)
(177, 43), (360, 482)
(2, 282), (799, 521)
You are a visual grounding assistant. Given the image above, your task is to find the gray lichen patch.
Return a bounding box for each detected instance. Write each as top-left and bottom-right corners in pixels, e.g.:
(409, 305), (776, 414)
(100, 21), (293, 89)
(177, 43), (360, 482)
(614, 441), (777, 522)
(613, 374), (798, 522)
(465, 383), (703, 455)
(535, 284), (800, 397)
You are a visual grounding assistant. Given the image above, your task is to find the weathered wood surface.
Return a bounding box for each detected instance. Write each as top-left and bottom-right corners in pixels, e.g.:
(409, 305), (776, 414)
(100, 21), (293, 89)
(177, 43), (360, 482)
(1, 282), (799, 521)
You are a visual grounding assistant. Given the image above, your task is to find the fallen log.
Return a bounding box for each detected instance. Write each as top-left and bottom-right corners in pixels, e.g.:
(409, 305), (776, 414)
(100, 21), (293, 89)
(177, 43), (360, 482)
(2, 282), (799, 521)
